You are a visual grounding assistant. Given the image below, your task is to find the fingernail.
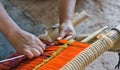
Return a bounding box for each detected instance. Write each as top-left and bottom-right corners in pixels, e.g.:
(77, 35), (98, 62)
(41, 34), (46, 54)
(24, 50), (33, 59)
(32, 48), (41, 57)
(28, 55), (33, 59)
(27, 53), (33, 59)
(57, 37), (62, 40)
(42, 44), (46, 49)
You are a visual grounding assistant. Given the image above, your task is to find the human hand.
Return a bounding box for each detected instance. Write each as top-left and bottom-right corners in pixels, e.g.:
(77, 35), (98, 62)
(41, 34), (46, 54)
(0, 2), (46, 59)
(57, 20), (76, 40)
(6, 29), (46, 58)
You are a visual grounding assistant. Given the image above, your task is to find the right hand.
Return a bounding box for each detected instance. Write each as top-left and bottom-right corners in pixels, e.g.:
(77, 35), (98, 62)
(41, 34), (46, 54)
(7, 29), (46, 58)
(0, 2), (46, 59)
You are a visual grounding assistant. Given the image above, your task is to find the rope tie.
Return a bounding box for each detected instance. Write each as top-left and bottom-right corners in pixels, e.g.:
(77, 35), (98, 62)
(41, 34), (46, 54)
(97, 34), (113, 47)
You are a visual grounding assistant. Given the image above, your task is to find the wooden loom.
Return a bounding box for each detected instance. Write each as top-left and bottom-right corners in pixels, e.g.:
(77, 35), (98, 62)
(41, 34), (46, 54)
(0, 11), (120, 70)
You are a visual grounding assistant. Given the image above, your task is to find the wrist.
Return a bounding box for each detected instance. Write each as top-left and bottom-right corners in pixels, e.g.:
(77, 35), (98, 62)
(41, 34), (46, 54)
(60, 19), (72, 25)
(1, 22), (22, 38)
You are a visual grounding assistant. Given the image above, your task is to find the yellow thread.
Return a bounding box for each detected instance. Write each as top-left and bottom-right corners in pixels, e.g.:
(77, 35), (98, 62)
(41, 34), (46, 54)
(33, 39), (75, 70)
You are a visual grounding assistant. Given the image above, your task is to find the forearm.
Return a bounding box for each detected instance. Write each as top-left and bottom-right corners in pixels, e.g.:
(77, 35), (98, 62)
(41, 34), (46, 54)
(59, 0), (76, 24)
(0, 2), (21, 36)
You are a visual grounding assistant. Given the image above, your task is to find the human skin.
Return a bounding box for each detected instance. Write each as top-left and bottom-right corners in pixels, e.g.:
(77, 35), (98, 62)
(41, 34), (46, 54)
(58, 0), (77, 40)
(0, 0), (76, 58)
(0, 2), (46, 58)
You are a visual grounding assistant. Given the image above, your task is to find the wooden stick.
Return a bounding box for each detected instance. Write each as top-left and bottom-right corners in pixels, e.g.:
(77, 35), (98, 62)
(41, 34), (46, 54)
(81, 26), (108, 42)
(72, 11), (88, 26)
(75, 34), (89, 41)
(0, 55), (25, 63)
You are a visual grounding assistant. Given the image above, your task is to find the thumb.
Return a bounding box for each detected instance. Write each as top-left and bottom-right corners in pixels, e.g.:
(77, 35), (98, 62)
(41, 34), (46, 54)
(57, 31), (66, 40)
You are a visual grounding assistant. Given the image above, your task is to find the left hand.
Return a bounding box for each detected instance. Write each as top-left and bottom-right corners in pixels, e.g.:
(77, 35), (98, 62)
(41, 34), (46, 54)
(57, 20), (76, 40)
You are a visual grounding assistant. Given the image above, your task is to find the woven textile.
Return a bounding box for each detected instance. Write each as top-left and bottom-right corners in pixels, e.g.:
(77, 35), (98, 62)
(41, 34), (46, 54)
(0, 40), (89, 70)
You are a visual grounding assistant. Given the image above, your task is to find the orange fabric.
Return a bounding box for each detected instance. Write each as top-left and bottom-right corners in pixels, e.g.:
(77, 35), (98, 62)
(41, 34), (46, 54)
(0, 40), (89, 70)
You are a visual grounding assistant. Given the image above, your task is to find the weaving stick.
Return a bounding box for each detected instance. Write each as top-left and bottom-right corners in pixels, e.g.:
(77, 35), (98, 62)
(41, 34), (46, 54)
(76, 26), (108, 41)
(81, 26), (108, 42)
(46, 11), (88, 41)
(61, 25), (120, 70)
(0, 55), (25, 63)
(76, 34), (89, 41)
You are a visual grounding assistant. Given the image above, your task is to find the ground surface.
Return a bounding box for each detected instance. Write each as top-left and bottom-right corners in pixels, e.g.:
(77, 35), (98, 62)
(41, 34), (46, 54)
(0, 0), (120, 70)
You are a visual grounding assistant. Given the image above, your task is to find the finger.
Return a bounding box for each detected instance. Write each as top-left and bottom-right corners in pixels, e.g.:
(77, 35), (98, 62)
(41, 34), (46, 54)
(31, 48), (41, 57)
(24, 49), (34, 59)
(57, 31), (66, 40)
(38, 40), (46, 50)
(64, 35), (74, 40)
(36, 45), (44, 54)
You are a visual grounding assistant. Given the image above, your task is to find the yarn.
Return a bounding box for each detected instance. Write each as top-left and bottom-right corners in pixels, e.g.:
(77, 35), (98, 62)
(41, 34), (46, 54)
(0, 39), (89, 70)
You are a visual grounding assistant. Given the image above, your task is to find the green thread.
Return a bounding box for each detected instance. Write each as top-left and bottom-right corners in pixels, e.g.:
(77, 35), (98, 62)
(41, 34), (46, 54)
(33, 39), (75, 70)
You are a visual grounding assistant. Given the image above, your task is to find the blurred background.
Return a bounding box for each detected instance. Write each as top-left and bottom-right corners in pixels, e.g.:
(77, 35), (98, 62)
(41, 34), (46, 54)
(0, 0), (120, 70)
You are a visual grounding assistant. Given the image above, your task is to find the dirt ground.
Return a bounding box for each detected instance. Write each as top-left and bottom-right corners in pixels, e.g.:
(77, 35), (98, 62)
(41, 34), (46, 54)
(0, 0), (120, 70)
